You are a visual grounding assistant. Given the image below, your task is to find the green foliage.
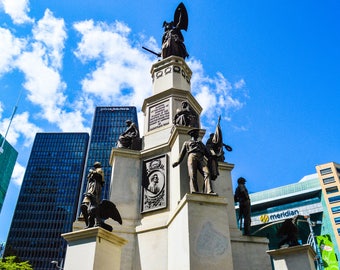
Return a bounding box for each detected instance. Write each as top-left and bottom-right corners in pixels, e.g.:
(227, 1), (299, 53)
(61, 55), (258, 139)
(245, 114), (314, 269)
(0, 256), (33, 270)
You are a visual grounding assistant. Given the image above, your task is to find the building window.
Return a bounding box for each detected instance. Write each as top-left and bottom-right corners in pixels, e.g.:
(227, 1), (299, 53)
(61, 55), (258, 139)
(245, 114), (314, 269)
(323, 177), (336, 185)
(326, 186), (339, 194)
(332, 206), (340, 214)
(320, 167), (332, 175)
(328, 195), (340, 204)
(335, 217), (340, 225)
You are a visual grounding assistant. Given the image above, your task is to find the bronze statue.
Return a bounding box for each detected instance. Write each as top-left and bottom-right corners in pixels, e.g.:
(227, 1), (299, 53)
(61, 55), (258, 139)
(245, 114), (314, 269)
(173, 101), (198, 127)
(81, 162), (105, 228)
(277, 217), (299, 248)
(172, 128), (215, 194)
(81, 162), (122, 231)
(161, 3), (189, 59)
(117, 120), (140, 149)
(206, 116), (232, 180)
(234, 177), (251, 235)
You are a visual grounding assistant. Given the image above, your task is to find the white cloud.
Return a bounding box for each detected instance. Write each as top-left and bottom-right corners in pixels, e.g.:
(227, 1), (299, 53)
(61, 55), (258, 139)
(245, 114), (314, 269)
(0, 102), (3, 118)
(234, 78), (246, 89)
(1, 0), (33, 25)
(189, 58), (247, 129)
(11, 162), (26, 186)
(0, 112), (42, 147)
(0, 27), (26, 75)
(73, 20), (153, 106)
(16, 44), (67, 112)
(12, 10), (89, 133)
(32, 9), (67, 69)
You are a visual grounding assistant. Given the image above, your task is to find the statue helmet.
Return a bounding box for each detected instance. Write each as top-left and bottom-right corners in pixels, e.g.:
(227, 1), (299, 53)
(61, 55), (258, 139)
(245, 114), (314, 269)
(187, 128), (200, 137)
(93, 161), (102, 168)
(237, 177), (246, 184)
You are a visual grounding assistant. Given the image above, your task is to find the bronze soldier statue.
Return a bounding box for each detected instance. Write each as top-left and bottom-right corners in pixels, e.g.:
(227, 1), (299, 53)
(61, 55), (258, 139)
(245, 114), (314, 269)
(234, 177), (251, 235)
(277, 217), (299, 248)
(81, 162), (105, 228)
(117, 120), (140, 149)
(172, 128), (215, 194)
(81, 162), (122, 231)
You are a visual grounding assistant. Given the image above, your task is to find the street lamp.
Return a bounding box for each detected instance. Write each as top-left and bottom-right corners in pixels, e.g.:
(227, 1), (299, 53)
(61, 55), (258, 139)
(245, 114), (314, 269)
(51, 260), (63, 269)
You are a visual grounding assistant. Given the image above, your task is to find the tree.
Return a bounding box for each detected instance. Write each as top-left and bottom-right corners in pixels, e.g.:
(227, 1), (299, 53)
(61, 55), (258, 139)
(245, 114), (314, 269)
(0, 256), (33, 270)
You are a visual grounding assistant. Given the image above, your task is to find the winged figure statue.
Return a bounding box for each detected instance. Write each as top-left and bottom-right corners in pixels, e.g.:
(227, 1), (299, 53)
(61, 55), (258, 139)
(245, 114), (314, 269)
(161, 2), (189, 59)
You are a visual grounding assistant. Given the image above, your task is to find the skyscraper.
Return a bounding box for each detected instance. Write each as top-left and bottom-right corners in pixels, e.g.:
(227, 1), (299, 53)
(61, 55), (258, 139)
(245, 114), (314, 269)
(78, 106), (139, 210)
(0, 134), (18, 213)
(4, 132), (89, 269)
(316, 162), (340, 256)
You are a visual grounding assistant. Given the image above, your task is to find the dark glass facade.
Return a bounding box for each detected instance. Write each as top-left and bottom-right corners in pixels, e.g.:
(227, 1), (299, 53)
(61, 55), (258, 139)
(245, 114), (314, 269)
(5, 132), (89, 269)
(79, 106), (139, 208)
(0, 134), (18, 213)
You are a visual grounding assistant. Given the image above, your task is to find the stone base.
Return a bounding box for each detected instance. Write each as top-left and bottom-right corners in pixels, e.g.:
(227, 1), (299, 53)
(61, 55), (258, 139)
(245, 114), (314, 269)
(267, 244), (316, 270)
(136, 193), (234, 270)
(62, 227), (127, 270)
(231, 234), (271, 270)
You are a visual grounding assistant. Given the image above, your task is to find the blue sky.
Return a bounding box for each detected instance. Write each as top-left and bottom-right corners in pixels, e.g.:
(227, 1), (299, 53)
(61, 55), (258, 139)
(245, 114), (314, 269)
(0, 0), (339, 243)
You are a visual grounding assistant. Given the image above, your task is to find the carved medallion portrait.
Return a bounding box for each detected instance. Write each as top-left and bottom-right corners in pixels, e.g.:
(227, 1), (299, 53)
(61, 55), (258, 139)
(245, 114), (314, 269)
(141, 155), (168, 213)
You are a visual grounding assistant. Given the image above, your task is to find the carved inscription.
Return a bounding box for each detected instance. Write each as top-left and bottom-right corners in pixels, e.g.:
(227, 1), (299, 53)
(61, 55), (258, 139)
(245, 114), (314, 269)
(149, 100), (170, 131)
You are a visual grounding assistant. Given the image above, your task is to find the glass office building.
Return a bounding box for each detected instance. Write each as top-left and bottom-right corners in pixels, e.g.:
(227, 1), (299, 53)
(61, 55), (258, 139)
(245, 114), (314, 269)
(243, 173), (339, 269)
(4, 133), (89, 269)
(0, 134), (18, 213)
(78, 106), (139, 210)
(316, 162), (340, 257)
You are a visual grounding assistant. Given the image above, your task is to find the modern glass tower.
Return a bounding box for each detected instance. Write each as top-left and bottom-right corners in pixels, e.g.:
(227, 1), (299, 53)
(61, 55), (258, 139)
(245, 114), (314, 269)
(78, 106), (139, 210)
(0, 134), (18, 213)
(4, 132), (89, 269)
(248, 173), (340, 268)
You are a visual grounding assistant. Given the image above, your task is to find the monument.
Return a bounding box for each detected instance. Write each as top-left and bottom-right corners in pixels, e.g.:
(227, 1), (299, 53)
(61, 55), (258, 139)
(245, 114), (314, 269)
(107, 3), (271, 269)
(67, 3), (272, 270)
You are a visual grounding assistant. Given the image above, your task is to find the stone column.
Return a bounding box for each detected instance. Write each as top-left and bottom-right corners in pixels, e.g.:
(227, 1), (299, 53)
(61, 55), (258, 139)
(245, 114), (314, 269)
(62, 227), (127, 270)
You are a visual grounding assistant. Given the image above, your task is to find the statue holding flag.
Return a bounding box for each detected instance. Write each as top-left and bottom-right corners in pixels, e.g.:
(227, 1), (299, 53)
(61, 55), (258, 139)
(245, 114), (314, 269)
(206, 116), (232, 180)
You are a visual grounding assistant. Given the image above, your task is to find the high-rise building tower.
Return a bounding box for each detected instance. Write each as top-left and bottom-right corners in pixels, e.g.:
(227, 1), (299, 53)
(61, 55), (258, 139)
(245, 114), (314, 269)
(78, 106), (139, 210)
(316, 162), (340, 253)
(4, 132), (89, 269)
(0, 134), (18, 213)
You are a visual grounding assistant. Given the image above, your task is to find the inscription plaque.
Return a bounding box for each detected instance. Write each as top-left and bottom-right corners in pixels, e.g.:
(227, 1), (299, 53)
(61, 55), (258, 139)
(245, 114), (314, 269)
(148, 100), (170, 131)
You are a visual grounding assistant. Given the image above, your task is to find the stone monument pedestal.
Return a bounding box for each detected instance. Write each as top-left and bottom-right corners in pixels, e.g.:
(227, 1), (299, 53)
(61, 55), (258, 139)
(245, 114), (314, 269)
(136, 193), (234, 270)
(168, 193), (234, 270)
(62, 227), (127, 270)
(267, 244), (316, 270)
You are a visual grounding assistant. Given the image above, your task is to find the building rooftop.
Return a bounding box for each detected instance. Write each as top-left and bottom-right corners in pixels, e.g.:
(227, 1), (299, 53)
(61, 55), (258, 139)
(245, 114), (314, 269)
(250, 174), (320, 206)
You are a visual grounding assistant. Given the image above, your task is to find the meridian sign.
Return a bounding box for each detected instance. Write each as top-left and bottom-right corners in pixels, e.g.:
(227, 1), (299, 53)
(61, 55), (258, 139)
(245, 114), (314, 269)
(251, 202), (323, 225)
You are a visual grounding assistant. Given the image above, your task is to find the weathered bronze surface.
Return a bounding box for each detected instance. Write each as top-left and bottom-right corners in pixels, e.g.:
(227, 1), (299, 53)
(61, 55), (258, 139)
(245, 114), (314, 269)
(173, 100), (198, 128)
(161, 3), (189, 59)
(234, 177), (251, 235)
(117, 120), (141, 150)
(172, 129), (215, 194)
(81, 162), (122, 231)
